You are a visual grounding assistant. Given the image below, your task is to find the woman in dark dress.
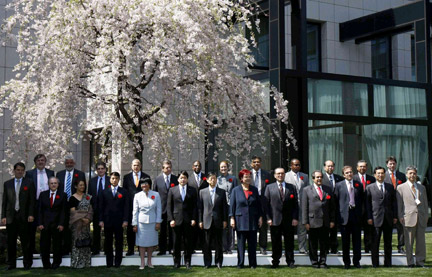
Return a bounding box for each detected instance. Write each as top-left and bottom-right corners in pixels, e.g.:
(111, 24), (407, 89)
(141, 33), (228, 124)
(69, 179), (93, 268)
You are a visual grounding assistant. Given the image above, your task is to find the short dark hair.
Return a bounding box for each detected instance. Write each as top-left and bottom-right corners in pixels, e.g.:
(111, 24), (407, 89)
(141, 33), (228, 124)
(386, 156), (397, 164)
(33, 154), (47, 163)
(251, 156), (262, 161)
(341, 165), (352, 175)
(373, 166), (386, 174)
(178, 170), (189, 179)
(207, 172), (217, 178)
(311, 170), (322, 179)
(324, 160), (335, 166)
(110, 172), (120, 177)
(139, 177), (152, 186)
(73, 178), (86, 190)
(95, 161), (106, 169)
(290, 158), (300, 165)
(14, 162), (26, 170)
(357, 160), (367, 166)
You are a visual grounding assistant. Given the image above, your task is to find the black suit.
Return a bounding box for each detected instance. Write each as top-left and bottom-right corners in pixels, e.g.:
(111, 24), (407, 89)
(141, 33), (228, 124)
(122, 171), (150, 253)
(99, 185), (129, 267)
(188, 172), (208, 191)
(167, 185), (198, 266)
(56, 168), (85, 255)
(38, 190), (67, 268)
(1, 178), (36, 268)
(198, 186), (228, 266)
(264, 182), (298, 266)
(25, 167), (55, 255)
(366, 182), (397, 267)
(153, 174), (178, 254)
(302, 184), (335, 267)
(252, 169), (272, 252)
(384, 170), (406, 251)
(322, 173), (343, 253)
(334, 180), (364, 267)
(88, 175), (110, 254)
(353, 173), (376, 252)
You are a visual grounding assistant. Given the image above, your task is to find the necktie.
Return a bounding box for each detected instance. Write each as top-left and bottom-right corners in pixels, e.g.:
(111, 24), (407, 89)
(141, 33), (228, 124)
(181, 186), (186, 201)
(279, 183), (284, 201)
(317, 186), (323, 201)
(210, 189), (215, 205)
(37, 171), (42, 199)
(361, 175), (366, 190)
(380, 184), (384, 194)
(391, 172), (396, 188)
(196, 174), (200, 185)
(255, 172), (259, 186)
(15, 179), (21, 211)
(113, 187), (117, 197)
(329, 175), (334, 188)
(166, 176), (170, 189)
(66, 172), (72, 199)
(349, 183), (355, 206)
(135, 174), (139, 188)
(98, 177), (103, 196)
(50, 192), (54, 208)
(412, 184), (417, 197)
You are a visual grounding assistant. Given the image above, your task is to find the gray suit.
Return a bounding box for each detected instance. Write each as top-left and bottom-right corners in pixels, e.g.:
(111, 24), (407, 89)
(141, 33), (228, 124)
(217, 174), (238, 252)
(397, 181), (429, 266)
(285, 170), (309, 252)
(252, 169), (272, 251)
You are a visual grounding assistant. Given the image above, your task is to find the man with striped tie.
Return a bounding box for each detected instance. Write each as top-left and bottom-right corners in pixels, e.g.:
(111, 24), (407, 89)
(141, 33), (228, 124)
(123, 159), (150, 256)
(56, 154), (86, 256)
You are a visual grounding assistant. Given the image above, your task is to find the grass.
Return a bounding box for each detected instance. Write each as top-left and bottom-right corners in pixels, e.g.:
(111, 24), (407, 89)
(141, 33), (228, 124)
(1, 233), (431, 276)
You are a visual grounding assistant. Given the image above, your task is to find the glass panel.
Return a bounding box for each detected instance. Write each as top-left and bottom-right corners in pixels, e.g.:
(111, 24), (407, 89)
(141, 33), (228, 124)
(247, 13), (269, 67)
(372, 37), (390, 79)
(308, 79), (368, 116)
(374, 85), (427, 119)
(307, 23), (320, 72)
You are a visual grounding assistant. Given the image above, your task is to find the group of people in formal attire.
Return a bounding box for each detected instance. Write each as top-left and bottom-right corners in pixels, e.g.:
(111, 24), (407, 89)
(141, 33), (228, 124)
(1, 154), (429, 270)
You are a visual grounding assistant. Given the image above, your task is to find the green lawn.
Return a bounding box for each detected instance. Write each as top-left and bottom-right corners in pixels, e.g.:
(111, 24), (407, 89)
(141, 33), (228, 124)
(1, 233), (431, 276)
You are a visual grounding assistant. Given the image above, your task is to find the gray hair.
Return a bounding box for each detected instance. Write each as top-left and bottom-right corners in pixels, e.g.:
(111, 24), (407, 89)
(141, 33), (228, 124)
(48, 176), (60, 183)
(64, 154), (75, 161)
(405, 165), (417, 173)
(131, 159), (141, 165)
(162, 159), (172, 166)
(311, 170), (322, 179)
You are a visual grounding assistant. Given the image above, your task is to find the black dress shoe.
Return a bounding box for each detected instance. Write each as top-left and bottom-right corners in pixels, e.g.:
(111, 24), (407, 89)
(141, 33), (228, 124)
(114, 264), (121, 268)
(408, 264), (415, 268)
(173, 263), (180, 269)
(106, 264), (112, 268)
(126, 251), (134, 256)
(260, 248), (267, 255)
(186, 263), (192, 269)
(237, 265), (244, 269)
(227, 250), (233, 254)
(271, 264), (279, 268)
(92, 251), (100, 256)
(204, 265), (210, 269)
(217, 263), (222, 269)
(398, 248), (405, 254)
(23, 265), (31, 270)
(320, 264), (329, 269)
(51, 264), (60, 270)
(354, 264), (361, 268)
(312, 264), (319, 269)
(6, 265), (16, 270)
(288, 263), (296, 268)
(250, 266), (257, 269)
(344, 265), (350, 269)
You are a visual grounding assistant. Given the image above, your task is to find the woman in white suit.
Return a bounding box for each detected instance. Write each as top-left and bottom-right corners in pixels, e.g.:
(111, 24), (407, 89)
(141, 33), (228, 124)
(132, 177), (162, 269)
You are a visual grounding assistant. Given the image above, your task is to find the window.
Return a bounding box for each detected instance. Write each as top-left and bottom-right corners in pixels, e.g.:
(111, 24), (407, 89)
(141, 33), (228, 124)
(247, 13), (269, 68)
(307, 23), (321, 72)
(371, 37), (391, 79)
(411, 35), (416, 81)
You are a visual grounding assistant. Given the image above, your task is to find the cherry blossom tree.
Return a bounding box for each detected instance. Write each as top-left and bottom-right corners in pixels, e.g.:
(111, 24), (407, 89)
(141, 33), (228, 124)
(0, 0), (295, 167)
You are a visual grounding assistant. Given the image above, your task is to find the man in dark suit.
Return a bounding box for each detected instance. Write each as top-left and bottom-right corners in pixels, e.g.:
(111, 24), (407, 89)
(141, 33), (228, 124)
(122, 158), (150, 255)
(153, 159), (178, 255)
(198, 172), (228, 268)
(99, 172), (129, 267)
(265, 167), (299, 268)
(321, 160), (343, 254)
(25, 153), (55, 255)
(167, 171), (197, 269)
(353, 160), (375, 253)
(1, 162), (36, 270)
(37, 177), (67, 269)
(334, 166), (364, 269)
(56, 154), (86, 256)
(302, 170), (335, 269)
(250, 155), (272, 255)
(88, 161), (110, 255)
(366, 166), (398, 267)
(383, 156), (407, 253)
(189, 160), (208, 191)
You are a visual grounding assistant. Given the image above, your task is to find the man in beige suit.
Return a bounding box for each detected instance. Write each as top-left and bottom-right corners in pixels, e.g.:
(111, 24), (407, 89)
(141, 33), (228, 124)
(396, 166), (429, 268)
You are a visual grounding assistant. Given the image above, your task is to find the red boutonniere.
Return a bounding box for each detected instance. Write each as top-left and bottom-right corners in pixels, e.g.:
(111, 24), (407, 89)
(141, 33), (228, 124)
(108, 185), (111, 189)
(229, 178), (233, 183)
(55, 195), (60, 199)
(74, 173), (78, 178)
(398, 180), (402, 184)
(151, 195), (155, 199)
(355, 183), (359, 188)
(202, 177), (207, 181)
(170, 183), (175, 187)
(326, 195), (331, 200)
(290, 194), (294, 199)
(265, 179), (269, 184)
(117, 193), (123, 199)
(366, 180), (371, 185)
(300, 176), (304, 180)
(86, 196), (90, 200)
(23, 186), (28, 191)
(248, 191), (253, 195)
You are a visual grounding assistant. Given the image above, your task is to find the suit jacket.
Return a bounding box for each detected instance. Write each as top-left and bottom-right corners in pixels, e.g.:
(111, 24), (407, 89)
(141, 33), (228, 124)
(353, 173), (376, 190)
(229, 185), (262, 231)
(322, 173), (344, 192)
(384, 170), (407, 188)
(1, 178), (36, 224)
(217, 174), (238, 206)
(334, 180), (364, 225)
(264, 182), (299, 227)
(396, 182), (428, 228)
(366, 182), (397, 227)
(198, 186), (228, 229)
(98, 186), (129, 228)
(284, 171), (309, 221)
(301, 184), (335, 228)
(153, 174), (178, 214)
(123, 171), (151, 205)
(37, 190), (67, 227)
(167, 185), (198, 225)
(25, 168), (55, 198)
(56, 169), (86, 195)
(188, 172), (209, 191)
(88, 175), (111, 210)
(132, 190), (162, 226)
(251, 169), (272, 196)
